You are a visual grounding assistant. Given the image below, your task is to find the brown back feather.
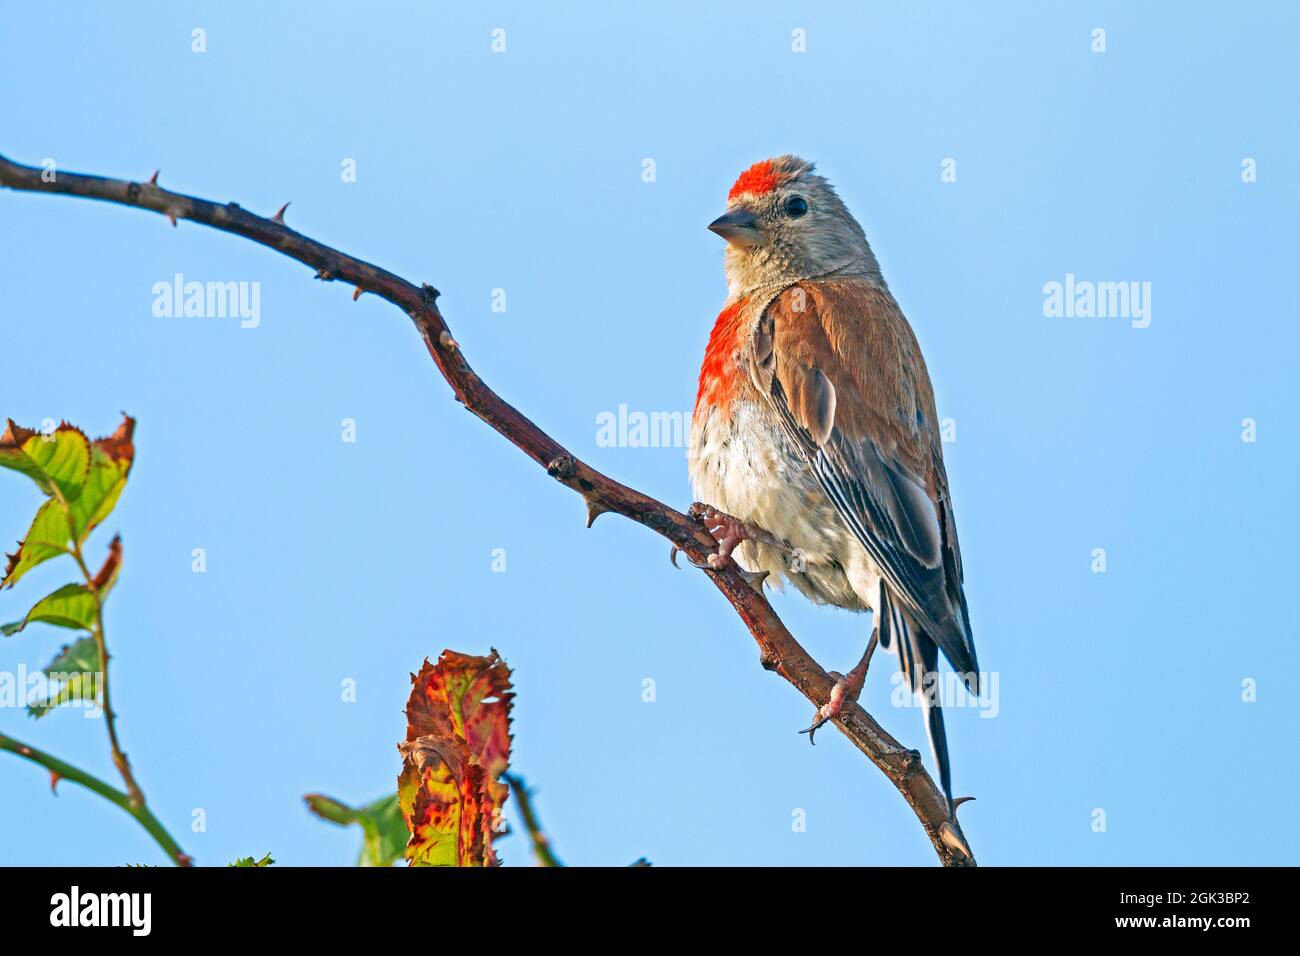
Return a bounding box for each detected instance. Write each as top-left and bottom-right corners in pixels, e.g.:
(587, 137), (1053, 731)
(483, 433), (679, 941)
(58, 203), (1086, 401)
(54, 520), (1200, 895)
(754, 278), (978, 680)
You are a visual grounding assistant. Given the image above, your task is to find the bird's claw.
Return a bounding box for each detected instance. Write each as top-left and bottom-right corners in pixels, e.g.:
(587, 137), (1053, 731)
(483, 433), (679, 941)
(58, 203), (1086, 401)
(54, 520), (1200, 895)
(799, 628), (879, 745)
(685, 502), (785, 575)
(669, 544), (712, 570)
(799, 673), (849, 745)
(670, 543), (770, 591)
(798, 715), (832, 744)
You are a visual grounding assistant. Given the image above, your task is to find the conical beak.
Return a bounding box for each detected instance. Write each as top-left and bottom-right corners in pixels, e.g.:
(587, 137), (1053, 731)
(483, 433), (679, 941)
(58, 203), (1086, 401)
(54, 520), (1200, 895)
(708, 208), (762, 248)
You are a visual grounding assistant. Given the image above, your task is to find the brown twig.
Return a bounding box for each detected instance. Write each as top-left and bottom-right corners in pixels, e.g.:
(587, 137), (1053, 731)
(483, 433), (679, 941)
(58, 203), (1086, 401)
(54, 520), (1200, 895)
(0, 153), (975, 866)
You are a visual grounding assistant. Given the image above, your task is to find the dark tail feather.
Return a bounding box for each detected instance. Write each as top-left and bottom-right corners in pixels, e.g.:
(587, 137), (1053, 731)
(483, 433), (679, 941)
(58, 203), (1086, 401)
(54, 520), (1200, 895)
(880, 587), (953, 809)
(914, 632), (951, 807)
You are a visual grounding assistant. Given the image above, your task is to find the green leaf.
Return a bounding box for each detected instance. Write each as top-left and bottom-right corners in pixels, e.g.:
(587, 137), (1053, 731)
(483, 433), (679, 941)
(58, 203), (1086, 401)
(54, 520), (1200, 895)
(304, 793), (356, 826)
(0, 421), (91, 502)
(2, 499), (73, 590)
(1, 417), (134, 590)
(305, 793), (407, 867)
(4, 584), (97, 635)
(27, 635), (101, 718)
(228, 854), (275, 867)
(359, 797), (407, 867)
(68, 419), (135, 544)
(4, 538), (121, 636)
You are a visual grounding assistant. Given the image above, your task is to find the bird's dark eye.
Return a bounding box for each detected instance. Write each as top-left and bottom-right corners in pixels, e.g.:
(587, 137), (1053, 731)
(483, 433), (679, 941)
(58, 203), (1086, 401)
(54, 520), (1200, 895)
(783, 195), (808, 218)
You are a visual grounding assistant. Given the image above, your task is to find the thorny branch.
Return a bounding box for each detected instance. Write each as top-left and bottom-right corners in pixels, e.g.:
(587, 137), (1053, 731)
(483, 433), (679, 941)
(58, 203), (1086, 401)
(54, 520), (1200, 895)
(0, 153), (976, 866)
(69, 536), (144, 808)
(0, 732), (191, 865)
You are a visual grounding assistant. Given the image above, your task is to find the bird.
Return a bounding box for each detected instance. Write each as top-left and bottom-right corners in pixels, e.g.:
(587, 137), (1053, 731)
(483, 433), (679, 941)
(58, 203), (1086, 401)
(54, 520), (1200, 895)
(686, 155), (979, 810)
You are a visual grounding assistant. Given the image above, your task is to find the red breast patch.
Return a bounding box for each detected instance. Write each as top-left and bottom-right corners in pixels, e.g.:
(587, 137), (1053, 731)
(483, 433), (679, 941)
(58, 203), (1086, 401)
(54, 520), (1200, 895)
(694, 298), (748, 422)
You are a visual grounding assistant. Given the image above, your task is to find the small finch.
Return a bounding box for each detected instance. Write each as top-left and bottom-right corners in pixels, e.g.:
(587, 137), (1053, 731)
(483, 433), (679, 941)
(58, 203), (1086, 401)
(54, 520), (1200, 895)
(687, 156), (979, 808)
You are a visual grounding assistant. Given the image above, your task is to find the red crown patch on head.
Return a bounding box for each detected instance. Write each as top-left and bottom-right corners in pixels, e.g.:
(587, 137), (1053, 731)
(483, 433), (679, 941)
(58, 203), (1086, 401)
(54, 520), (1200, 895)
(728, 160), (782, 202)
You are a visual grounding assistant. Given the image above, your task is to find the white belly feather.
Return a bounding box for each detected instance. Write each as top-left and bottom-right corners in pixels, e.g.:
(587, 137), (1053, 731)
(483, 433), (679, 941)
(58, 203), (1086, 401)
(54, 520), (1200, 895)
(688, 400), (881, 612)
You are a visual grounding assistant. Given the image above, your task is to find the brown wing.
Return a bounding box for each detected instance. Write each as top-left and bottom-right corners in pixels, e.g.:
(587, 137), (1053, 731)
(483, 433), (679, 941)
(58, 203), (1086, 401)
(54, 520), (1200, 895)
(750, 278), (978, 681)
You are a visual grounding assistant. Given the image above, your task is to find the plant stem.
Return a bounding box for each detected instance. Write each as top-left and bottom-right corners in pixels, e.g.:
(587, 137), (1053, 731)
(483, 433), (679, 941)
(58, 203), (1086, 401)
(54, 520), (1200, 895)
(71, 544), (143, 806)
(0, 731), (191, 865)
(503, 773), (563, 867)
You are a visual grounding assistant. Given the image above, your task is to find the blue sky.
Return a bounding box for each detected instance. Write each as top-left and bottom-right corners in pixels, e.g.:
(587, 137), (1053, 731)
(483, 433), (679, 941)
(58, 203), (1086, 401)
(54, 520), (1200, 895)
(1, 1), (1297, 866)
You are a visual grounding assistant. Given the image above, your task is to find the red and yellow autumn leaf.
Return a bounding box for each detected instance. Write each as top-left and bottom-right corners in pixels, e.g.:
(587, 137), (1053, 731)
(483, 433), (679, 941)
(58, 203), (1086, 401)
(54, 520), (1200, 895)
(397, 649), (513, 867)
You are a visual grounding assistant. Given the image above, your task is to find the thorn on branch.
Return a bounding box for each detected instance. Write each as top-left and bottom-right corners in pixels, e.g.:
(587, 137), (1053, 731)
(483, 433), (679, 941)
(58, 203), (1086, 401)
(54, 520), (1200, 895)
(734, 566), (770, 589)
(315, 267), (335, 281)
(952, 795), (976, 814)
(271, 202), (290, 224)
(50, 770), (61, 795)
(147, 170), (159, 186)
(420, 283), (440, 306)
(583, 496), (611, 528)
(938, 820), (974, 862)
(352, 287), (364, 302)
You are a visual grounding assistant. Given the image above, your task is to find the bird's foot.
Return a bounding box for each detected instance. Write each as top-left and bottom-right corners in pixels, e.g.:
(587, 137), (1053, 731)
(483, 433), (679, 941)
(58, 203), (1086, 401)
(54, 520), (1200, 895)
(686, 502), (781, 570)
(800, 627), (880, 745)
